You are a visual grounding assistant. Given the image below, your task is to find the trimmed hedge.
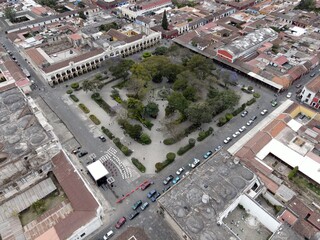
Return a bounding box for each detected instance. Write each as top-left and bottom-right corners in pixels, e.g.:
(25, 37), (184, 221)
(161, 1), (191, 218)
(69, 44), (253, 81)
(113, 138), (132, 156)
(166, 152), (176, 161)
(66, 89), (73, 94)
(246, 98), (256, 106)
(70, 94), (79, 102)
(163, 124), (200, 145)
(91, 93), (116, 116)
(71, 82), (79, 89)
(101, 126), (115, 139)
(118, 119), (151, 144)
(155, 153), (175, 172)
(177, 142), (194, 156)
(232, 104), (246, 116)
(79, 103), (90, 114)
(253, 93), (261, 98)
(132, 157), (146, 173)
(197, 127), (213, 142)
(89, 114), (101, 125)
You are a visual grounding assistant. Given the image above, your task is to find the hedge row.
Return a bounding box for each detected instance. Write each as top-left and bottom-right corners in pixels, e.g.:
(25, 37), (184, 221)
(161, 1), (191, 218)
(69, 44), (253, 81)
(71, 82), (79, 89)
(132, 158), (146, 173)
(163, 123), (200, 145)
(155, 152), (176, 172)
(197, 127), (213, 142)
(113, 137), (132, 156)
(89, 114), (101, 125)
(253, 93), (261, 98)
(101, 126), (115, 140)
(70, 94), (79, 102)
(246, 98), (256, 106)
(217, 113), (234, 127)
(91, 93), (116, 116)
(79, 103), (90, 114)
(66, 89), (73, 94)
(232, 104), (246, 116)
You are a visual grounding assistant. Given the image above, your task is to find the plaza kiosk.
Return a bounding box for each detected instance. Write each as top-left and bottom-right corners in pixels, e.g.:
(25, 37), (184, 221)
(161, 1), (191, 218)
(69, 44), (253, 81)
(87, 160), (109, 186)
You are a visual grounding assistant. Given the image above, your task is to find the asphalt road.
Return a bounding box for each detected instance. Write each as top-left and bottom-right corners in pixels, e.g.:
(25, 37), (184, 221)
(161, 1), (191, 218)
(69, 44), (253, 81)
(1, 29), (319, 239)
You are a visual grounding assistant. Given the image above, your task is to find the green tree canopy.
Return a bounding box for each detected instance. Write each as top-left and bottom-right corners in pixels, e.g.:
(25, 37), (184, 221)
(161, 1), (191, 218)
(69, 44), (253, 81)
(109, 59), (134, 80)
(167, 91), (189, 113)
(187, 55), (215, 80)
(183, 86), (197, 101)
(4, 7), (16, 22)
(144, 102), (159, 118)
(162, 10), (169, 30)
(82, 79), (103, 93)
(185, 101), (212, 124)
(79, 11), (87, 20)
(127, 98), (144, 119)
(153, 46), (168, 55)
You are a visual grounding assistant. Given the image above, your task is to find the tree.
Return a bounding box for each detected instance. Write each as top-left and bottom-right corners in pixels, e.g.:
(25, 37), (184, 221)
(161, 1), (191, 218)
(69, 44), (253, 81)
(220, 70), (231, 86)
(99, 22), (119, 32)
(185, 101), (212, 124)
(167, 91), (189, 113)
(4, 7), (16, 22)
(295, 0), (316, 10)
(187, 55), (215, 81)
(162, 10), (169, 30)
(109, 59), (134, 80)
(161, 63), (184, 83)
(82, 79), (103, 93)
(183, 86), (197, 101)
(79, 11), (87, 20)
(153, 46), (168, 55)
(144, 102), (159, 118)
(127, 98), (144, 119)
(173, 77), (188, 91)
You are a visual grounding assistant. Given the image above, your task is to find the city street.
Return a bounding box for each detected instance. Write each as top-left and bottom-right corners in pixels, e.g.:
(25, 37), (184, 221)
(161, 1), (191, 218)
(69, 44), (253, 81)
(1, 26), (318, 239)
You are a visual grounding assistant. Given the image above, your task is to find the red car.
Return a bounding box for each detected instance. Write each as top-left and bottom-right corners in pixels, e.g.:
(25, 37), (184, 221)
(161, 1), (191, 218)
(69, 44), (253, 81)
(140, 180), (151, 191)
(115, 217), (126, 229)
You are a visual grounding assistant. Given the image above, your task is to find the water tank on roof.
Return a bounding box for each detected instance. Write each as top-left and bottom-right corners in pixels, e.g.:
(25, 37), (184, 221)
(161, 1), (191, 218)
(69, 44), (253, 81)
(202, 194), (209, 204)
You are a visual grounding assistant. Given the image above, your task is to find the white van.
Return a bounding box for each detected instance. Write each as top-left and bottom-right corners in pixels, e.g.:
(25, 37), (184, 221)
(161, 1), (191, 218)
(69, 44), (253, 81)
(103, 230), (114, 240)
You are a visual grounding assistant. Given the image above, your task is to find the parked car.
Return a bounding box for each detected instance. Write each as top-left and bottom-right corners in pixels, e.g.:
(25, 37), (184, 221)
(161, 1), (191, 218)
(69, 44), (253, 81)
(99, 136), (106, 142)
(115, 217), (126, 229)
(189, 158), (200, 168)
(296, 84), (302, 88)
(176, 167), (184, 175)
(310, 73), (316, 77)
(251, 116), (257, 121)
(232, 131), (241, 138)
(78, 151), (88, 157)
(286, 92), (292, 98)
(140, 180), (151, 191)
(132, 200), (142, 210)
(296, 89), (302, 94)
(271, 100), (278, 107)
(246, 120), (253, 126)
(72, 147), (81, 154)
(129, 211), (139, 220)
(140, 202), (149, 211)
(172, 176), (180, 184)
(151, 192), (161, 202)
(147, 189), (157, 198)
(260, 109), (268, 115)
(241, 110), (248, 117)
(239, 126), (246, 132)
(223, 137), (232, 144)
(214, 145), (222, 152)
(103, 230), (114, 240)
(203, 150), (213, 159)
(163, 175), (174, 185)
(163, 185), (171, 193)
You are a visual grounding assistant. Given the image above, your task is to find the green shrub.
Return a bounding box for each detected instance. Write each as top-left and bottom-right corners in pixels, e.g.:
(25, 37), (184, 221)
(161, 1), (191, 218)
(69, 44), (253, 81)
(112, 137), (132, 156)
(253, 93), (261, 98)
(91, 93), (116, 116)
(143, 52), (152, 58)
(71, 82), (79, 89)
(163, 138), (176, 145)
(70, 94), (79, 102)
(177, 143), (194, 156)
(248, 86), (253, 91)
(188, 138), (196, 147)
(140, 133), (152, 144)
(89, 115), (101, 125)
(155, 157), (175, 172)
(113, 138), (122, 148)
(78, 103), (90, 113)
(197, 127), (213, 142)
(32, 199), (46, 214)
(246, 98), (256, 106)
(132, 158), (146, 173)
(66, 89), (73, 94)
(225, 113), (233, 121)
(166, 152), (176, 162)
(217, 117), (227, 127)
(288, 166), (299, 180)
(141, 119), (154, 130)
(101, 126), (115, 139)
(121, 146), (130, 156)
(232, 105), (246, 116)
(111, 89), (123, 103)
(274, 205), (283, 214)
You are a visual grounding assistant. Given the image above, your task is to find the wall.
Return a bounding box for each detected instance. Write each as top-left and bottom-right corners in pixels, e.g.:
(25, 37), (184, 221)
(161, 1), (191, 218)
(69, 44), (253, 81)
(239, 195), (281, 232)
(263, 191), (284, 207)
(69, 216), (102, 240)
(300, 87), (315, 104)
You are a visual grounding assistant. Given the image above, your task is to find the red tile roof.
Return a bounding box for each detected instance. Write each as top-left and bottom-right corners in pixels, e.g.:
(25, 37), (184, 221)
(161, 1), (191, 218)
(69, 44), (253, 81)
(140, 0), (171, 10)
(278, 210), (298, 226)
(273, 55), (288, 66)
(288, 197), (312, 218)
(256, 172), (279, 193)
(50, 151), (99, 239)
(26, 48), (47, 66)
(262, 118), (287, 138)
(306, 76), (320, 93)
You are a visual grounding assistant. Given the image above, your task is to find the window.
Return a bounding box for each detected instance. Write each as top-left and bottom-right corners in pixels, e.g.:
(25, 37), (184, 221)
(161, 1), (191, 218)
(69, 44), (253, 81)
(307, 93), (311, 98)
(80, 233), (86, 237)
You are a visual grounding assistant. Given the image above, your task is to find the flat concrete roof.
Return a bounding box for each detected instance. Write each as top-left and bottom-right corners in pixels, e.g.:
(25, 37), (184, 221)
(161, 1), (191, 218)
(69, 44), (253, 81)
(87, 160), (109, 181)
(158, 150), (256, 240)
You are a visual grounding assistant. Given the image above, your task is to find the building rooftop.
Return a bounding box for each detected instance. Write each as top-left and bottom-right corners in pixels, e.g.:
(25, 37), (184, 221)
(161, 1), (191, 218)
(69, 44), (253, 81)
(306, 76), (320, 93)
(158, 150), (257, 240)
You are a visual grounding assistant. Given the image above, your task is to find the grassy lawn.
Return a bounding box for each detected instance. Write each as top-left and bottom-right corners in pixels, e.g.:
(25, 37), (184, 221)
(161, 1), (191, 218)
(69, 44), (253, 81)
(292, 176), (320, 196)
(19, 191), (67, 226)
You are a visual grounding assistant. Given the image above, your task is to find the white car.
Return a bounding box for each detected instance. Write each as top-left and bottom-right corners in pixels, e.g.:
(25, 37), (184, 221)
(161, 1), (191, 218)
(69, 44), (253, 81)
(246, 120), (253, 126)
(286, 92), (292, 98)
(260, 109), (268, 115)
(223, 137), (231, 144)
(232, 131), (241, 138)
(176, 167), (184, 175)
(189, 158), (200, 168)
(239, 126), (246, 132)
